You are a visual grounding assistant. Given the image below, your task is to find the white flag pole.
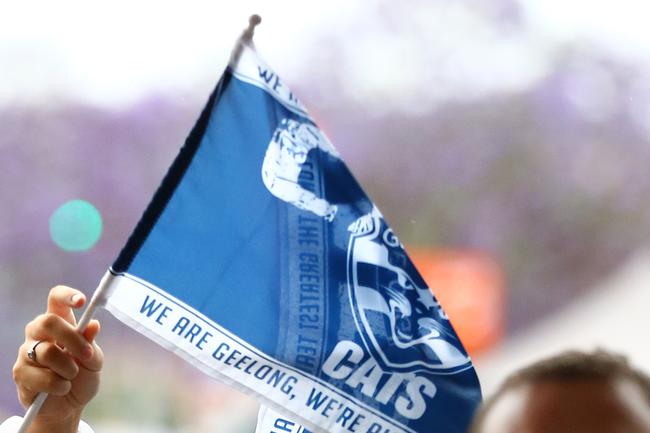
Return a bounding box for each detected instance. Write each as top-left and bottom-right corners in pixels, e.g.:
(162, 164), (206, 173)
(17, 272), (115, 433)
(231, 14), (261, 62)
(243, 14), (261, 41)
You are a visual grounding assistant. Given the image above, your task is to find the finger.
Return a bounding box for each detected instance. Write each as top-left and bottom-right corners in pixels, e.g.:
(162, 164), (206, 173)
(25, 341), (79, 380)
(47, 285), (85, 325)
(79, 320), (103, 372)
(83, 320), (100, 344)
(25, 314), (93, 361)
(13, 363), (72, 405)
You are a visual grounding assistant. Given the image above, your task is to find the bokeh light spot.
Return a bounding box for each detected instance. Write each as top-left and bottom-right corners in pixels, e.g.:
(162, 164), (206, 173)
(49, 200), (103, 251)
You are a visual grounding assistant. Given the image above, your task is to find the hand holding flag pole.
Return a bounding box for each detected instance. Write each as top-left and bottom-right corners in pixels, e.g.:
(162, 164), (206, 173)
(16, 274), (114, 433)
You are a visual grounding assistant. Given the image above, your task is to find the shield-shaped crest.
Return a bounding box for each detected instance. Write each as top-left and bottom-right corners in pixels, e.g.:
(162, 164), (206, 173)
(347, 208), (472, 373)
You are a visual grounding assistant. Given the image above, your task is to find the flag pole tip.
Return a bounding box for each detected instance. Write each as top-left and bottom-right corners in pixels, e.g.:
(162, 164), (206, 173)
(243, 15), (261, 41)
(249, 14), (262, 27)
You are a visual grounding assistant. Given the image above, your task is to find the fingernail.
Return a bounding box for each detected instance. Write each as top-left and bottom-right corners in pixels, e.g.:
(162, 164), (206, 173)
(82, 345), (93, 360)
(71, 294), (82, 305)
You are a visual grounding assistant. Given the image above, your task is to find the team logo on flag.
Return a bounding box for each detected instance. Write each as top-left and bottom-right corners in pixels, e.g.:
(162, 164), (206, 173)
(262, 118), (339, 222)
(347, 208), (471, 373)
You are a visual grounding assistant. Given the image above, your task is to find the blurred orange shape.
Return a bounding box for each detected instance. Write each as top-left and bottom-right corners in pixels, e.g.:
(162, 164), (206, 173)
(408, 249), (505, 356)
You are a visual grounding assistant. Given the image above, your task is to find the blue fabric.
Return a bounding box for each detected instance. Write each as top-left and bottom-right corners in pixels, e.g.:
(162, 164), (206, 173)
(127, 79), (285, 353)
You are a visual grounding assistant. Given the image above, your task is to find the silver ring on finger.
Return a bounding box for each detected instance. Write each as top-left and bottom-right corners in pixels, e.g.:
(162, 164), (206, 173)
(27, 340), (45, 364)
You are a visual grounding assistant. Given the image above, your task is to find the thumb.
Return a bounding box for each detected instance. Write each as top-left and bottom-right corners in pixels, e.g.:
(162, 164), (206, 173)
(79, 320), (103, 371)
(83, 320), (101, 343)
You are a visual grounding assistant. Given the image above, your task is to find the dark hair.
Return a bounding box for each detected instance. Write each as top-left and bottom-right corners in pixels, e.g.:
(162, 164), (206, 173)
(469, 350), (650, 432)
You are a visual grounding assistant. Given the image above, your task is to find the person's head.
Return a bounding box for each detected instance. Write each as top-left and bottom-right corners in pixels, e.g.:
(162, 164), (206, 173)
(471, 350), (650, 433)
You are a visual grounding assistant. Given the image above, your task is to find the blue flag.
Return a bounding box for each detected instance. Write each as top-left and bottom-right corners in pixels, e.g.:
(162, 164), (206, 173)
(99, 31), (481, 433)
